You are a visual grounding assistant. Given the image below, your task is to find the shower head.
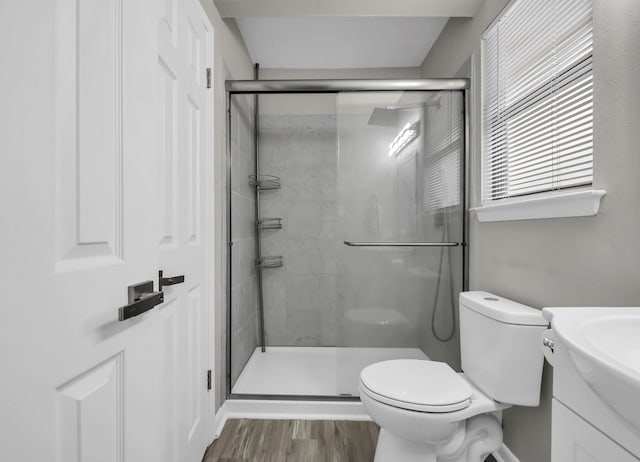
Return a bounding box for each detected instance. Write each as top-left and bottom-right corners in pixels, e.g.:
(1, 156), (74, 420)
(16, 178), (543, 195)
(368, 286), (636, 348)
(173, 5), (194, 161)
(367, 107), (400, 127)
(367, 99), (441, 127)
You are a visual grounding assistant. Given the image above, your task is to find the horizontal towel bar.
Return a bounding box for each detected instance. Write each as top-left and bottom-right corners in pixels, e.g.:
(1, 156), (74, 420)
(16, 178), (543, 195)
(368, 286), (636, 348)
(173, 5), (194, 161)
(343, 241), (461, 247)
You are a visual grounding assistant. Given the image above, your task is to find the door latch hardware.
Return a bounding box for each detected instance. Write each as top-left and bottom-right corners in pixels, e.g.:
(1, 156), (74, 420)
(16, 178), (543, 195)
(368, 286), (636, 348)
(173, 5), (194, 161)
(158, 270), (185, 291)
(207, 370), (212, 390)
(118, 280), (164, 321)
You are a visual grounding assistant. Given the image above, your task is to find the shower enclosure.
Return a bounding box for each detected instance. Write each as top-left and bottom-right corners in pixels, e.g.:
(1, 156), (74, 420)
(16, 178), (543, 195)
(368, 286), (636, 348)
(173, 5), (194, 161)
(227, 78), (468, 399)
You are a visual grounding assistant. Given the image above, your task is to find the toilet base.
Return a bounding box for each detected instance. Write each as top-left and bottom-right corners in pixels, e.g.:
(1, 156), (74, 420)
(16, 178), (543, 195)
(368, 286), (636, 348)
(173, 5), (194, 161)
(374, 414), (503, 462)
(374, 428), (439, 462)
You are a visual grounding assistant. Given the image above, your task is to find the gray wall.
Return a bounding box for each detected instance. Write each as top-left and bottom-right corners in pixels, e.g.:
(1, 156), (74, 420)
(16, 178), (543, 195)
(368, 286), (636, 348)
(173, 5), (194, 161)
(421, 1), (640, 461)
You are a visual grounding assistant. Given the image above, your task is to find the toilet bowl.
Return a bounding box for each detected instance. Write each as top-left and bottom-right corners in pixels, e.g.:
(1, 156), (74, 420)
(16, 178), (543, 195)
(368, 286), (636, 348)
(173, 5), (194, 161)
(360, 291), (548, 462)
(360, 360), (506, 462)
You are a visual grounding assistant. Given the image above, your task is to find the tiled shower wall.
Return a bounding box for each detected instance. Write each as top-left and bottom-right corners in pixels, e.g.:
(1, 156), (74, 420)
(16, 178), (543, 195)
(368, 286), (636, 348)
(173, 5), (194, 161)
(236, 95), (463, 367)
(335, 113), (424, 349)
(257, 110), (452, 350)
(230, 95), (258, 384)
(259, 114), (340, 346)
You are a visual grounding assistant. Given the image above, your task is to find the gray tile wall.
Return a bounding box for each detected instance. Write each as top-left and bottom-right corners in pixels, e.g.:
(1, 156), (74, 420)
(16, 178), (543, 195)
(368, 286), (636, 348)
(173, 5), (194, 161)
(260, 114), (340, 346)
(335, 113), (424, 348)
(257, 108), (463, 358)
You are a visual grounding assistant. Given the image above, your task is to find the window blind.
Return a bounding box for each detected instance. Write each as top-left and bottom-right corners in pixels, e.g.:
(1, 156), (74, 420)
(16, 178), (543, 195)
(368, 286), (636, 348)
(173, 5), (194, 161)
(482, 0), (593, 203)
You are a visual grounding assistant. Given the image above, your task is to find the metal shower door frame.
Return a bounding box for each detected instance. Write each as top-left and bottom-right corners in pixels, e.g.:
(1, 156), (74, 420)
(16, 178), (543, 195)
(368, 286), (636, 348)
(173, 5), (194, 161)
(226, 79), (471, 401)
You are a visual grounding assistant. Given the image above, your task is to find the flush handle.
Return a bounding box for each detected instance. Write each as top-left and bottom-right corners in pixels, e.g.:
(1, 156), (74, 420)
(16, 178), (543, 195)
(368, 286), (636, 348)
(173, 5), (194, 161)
(118, 280), (164, 321)
(543, 337), (555, 353)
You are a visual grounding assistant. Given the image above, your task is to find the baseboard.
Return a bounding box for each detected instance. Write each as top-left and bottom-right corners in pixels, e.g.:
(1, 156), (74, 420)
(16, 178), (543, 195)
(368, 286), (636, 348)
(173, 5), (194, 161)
(493, 443), (519, 462)
(212, 399), (370, 438)
(213, 402), (229, 439)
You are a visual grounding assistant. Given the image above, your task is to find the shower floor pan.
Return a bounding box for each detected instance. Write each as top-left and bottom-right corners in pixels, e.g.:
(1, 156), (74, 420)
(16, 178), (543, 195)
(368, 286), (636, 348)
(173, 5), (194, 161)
(232, 346), (428, 397)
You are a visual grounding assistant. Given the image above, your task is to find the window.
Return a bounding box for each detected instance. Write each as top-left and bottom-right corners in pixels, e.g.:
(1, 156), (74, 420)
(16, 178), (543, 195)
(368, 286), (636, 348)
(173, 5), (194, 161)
(424, 91), (463, 210)
(482, 0), (593, 204)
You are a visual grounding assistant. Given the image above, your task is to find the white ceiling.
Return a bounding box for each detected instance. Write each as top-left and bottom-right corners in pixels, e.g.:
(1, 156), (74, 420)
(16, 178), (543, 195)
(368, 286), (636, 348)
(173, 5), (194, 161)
(235, 17), (449, 69)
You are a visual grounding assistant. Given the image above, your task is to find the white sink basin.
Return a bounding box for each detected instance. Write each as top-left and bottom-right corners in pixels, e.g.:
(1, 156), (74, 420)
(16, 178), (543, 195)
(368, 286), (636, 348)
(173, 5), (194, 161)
(543, 307), (640, 433)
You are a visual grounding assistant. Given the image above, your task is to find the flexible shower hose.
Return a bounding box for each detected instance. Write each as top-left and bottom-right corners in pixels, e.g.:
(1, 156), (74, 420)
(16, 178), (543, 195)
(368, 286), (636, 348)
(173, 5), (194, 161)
(431, 209), (456, 342)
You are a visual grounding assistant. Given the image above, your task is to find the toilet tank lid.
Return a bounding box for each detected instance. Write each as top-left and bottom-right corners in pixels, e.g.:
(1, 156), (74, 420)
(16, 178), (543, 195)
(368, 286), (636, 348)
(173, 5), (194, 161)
(460, 291), (548, 326)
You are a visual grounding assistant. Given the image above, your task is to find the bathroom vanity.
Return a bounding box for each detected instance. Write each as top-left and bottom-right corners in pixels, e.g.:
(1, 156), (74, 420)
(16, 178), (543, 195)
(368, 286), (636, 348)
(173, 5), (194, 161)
(543, 308), (640, 461)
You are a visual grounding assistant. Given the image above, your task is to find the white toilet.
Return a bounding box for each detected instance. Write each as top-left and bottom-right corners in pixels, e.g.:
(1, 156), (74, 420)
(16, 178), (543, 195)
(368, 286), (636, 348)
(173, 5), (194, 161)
(359, 291), (548, 462)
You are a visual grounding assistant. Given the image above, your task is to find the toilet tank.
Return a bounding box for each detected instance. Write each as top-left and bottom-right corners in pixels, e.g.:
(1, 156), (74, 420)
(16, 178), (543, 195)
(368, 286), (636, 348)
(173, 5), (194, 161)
(460, 291), (548, 406)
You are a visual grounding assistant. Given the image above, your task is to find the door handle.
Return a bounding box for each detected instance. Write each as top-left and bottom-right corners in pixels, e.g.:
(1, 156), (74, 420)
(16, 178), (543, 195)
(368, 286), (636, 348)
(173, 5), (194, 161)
(158, 270), (185, 291)
(118, 280), (164, 321)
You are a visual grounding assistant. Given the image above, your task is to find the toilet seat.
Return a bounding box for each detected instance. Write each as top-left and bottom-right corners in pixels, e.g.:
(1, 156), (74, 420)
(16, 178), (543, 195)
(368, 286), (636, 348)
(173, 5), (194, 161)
(360, 360), (474, 413)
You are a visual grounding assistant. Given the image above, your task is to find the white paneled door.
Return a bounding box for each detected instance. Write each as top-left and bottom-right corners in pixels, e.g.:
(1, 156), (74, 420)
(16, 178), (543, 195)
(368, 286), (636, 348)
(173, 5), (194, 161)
(157, 0), (214, 460)
(0, 0), (214, 461)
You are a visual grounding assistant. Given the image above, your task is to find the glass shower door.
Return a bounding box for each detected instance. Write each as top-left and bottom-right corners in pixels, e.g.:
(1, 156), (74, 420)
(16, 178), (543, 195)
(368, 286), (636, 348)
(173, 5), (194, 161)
(335, 91), (465, 396)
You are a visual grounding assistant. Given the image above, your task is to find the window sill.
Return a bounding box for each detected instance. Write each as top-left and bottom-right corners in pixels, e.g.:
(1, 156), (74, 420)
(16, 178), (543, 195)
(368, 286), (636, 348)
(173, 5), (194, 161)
(471, 189), (607, 222)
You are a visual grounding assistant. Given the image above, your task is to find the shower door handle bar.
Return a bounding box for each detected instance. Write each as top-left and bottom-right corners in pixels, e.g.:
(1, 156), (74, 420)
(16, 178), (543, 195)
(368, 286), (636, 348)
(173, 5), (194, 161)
(343, 241), (461, 247)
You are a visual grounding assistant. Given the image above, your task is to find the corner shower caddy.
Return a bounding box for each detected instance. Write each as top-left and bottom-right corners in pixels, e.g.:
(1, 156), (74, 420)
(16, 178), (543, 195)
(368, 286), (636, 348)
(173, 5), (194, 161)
(249, 174), (284, 271)
(256, 217), (283, 230)
(250, 64), (284, 352)
(249, 174), (281, 191)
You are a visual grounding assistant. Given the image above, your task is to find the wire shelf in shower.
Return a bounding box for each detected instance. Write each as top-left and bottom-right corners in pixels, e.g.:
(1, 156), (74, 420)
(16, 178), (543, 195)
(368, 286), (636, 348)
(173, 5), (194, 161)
(255, 255), (284, 269)
(256, 218), (283, 230)
(249, 174), (281, 190)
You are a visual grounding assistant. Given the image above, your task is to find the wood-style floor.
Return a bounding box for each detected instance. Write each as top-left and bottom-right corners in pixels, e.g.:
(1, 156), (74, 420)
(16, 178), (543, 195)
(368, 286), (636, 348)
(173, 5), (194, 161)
(203, 419), (380, 462)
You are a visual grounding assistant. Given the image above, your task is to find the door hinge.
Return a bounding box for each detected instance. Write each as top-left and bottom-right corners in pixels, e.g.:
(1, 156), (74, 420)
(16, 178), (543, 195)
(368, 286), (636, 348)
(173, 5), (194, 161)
(207, 370), (212, 390)
(206, 68), (212, 89)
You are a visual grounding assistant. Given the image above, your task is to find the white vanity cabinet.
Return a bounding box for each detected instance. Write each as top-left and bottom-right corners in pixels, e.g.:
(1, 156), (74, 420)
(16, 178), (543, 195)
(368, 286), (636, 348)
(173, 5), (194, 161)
(552, 399), (638, 461)
(544, 328), (640, 462)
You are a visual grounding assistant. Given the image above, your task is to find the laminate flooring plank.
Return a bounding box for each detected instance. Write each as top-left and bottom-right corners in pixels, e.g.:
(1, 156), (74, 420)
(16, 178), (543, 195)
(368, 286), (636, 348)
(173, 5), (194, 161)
(350, 421), (378, 462)
(207, 419), (252, 460)
(235, 419), (259, 458)
(212, 459), (250, 462)
(205, 419), (238, 459)
(285, 439), (322, 462)
(252, 419), (291, 462)
(204, 419), (379, 462)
